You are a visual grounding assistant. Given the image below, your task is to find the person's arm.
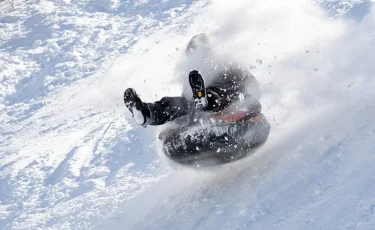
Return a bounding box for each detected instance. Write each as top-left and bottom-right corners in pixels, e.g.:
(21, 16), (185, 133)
(211, 67), (259, 101)
(210, 66), (262, 114)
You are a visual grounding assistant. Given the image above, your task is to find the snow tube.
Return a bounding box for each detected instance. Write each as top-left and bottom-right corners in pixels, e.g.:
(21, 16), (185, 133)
(159, 111), (271, 167)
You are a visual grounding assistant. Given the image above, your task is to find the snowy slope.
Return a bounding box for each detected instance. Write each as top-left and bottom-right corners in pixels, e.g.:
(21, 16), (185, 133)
(1, 0), (375, 229)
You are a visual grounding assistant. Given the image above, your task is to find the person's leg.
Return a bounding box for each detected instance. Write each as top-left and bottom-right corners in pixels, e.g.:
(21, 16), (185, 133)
(147, 96), (190, 125)
(124, 88), (190, 126)
(188, 70), (231, 112)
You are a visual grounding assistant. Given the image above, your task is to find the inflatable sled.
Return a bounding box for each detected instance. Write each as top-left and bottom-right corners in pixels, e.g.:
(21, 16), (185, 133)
(158, 110), (271, 167)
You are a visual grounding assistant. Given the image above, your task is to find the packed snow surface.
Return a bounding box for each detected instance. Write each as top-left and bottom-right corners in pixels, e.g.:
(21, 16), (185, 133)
(1, 0), (375, 229)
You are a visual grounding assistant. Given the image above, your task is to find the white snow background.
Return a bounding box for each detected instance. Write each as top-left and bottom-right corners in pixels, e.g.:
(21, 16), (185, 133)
(1, 0), (375, 229)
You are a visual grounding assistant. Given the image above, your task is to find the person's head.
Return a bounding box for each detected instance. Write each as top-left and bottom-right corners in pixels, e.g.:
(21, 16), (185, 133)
(185, 33), (211, 58)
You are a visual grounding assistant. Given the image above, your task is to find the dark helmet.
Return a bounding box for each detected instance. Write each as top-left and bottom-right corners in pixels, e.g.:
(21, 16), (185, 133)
(185, 33), (210, 55)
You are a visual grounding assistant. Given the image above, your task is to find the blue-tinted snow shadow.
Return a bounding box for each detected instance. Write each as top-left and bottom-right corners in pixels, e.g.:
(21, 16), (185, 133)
(1, 13), (57, 104)
(2, 101), (45, 128)
(319, 0), (373, 22)
(0, 12), (55, 52)
(43, 121), (161, 201)
(45, 146), (80, 186)
(349, 1), (373, 21)
(68, 122), (161, 189)
(104, 126), (160, 179)
(117, 0), (198, 18)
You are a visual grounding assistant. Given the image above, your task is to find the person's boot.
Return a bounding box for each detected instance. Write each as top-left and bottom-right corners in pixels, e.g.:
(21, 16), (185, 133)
(124, 88), (151, 126)
(189, 70), (207, 109)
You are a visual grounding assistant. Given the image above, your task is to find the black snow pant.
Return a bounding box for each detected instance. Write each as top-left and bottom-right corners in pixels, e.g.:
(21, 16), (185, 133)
(146, 86), (241, 126)
(146, 96), (190, 126)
